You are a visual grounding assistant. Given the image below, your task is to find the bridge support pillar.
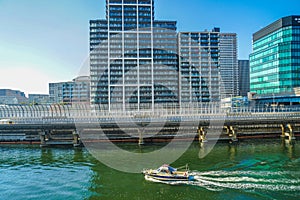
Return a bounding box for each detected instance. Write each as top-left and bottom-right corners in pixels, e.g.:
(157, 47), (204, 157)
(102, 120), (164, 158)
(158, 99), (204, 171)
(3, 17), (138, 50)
(224, 126), (238, 143)
(281, 124), (295, 142)
(138, 129), (144, 146)
(198, 127), (207, 143)
(39, 131), (49, 147)
(73, 130), (81, 147)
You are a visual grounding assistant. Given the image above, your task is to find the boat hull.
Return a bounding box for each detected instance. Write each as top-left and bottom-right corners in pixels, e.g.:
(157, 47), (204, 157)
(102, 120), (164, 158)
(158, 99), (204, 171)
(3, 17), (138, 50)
(145, 174), (194, 182)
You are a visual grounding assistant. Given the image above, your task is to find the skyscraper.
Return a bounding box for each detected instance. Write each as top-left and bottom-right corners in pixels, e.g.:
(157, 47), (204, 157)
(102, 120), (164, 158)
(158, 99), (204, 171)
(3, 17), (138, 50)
(238, 60), (250, 97)
(219, 33), (239, 98)
(250, 16), (300, 96)
(178, 28), (221, 104)
(90, 0), (178, 111)
(89, 0), (239, 110)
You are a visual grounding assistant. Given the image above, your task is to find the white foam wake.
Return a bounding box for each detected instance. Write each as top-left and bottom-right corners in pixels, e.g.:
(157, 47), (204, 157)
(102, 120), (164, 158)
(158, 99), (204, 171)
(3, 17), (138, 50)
(144, 170), (300, 192)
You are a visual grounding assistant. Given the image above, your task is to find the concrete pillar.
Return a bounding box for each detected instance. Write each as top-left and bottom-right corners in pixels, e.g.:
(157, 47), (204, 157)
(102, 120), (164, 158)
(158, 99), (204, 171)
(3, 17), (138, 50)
(39, 131), (47, 147)
(198, 127), (207, 143)
(281, 124), (285, 138)
(287, 124), (295, 140)
(230, 126), (238, 142)
(224, 126), (230, 135)
(73, 130), (81, 147)
(138, 129), (144, 146)
(281, 124), (295, 142)
(224, 126), (238, 143)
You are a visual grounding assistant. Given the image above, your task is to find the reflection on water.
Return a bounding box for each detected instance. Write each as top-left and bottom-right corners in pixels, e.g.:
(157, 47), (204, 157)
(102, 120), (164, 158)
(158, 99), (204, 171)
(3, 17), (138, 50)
(1, 139), (300, 200)
(281, 139), (296, 159)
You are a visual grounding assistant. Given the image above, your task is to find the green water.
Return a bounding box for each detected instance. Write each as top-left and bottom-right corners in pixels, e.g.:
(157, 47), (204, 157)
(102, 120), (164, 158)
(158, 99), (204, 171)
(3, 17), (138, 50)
(1, 140), (300, 200)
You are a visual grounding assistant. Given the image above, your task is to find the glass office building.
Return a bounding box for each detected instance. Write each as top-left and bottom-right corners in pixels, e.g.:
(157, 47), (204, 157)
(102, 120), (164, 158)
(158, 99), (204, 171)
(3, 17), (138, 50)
(250, 16), (300, 96)
(90, 0), (178, 110)
(178, 29), (221, 104)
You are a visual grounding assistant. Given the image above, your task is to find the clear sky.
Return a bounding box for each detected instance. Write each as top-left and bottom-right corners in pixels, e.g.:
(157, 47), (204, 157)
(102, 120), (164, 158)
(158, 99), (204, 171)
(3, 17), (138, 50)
(0, 0), (299, 95)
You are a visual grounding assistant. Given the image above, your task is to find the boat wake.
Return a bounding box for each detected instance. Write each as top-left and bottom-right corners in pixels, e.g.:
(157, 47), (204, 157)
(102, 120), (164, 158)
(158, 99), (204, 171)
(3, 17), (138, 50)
(145, 170), (300, 192)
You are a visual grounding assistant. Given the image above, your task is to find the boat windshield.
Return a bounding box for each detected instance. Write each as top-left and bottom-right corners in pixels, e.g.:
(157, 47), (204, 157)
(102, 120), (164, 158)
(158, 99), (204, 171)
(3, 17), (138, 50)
(157, 165), (177, 173)
(168, 166), (177, 173)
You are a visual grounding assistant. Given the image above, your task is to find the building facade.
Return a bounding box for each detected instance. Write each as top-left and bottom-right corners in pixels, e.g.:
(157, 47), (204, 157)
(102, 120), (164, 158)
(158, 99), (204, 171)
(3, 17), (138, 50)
(49, 82), (64, 103)
(71, 76), (91, 103)
(28, 94), (50, 105)
(178, 29), (220, 104)
(219, 33), (239, 98)
(90, 0), (239, 109)
(250, 15), (300, 96)
(0, 89), (28, 104)
(238, 60), (250, 97)
(49, 76), (90, 104)
(0, 97), (18, 105)
(90, 0), (178, 110)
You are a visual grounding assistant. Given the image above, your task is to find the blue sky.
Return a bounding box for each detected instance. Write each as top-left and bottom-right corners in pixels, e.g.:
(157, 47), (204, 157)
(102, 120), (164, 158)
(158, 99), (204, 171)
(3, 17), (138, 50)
(0, 0), (299, 95)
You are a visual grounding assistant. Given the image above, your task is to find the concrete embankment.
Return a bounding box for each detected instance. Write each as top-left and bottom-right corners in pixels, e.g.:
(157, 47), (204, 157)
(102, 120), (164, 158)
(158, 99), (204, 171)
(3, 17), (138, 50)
(0, 123), (299, 146)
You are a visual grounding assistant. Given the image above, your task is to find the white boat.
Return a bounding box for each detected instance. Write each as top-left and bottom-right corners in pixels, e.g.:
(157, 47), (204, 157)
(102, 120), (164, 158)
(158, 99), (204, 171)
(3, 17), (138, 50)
(142, 164), (195, 182)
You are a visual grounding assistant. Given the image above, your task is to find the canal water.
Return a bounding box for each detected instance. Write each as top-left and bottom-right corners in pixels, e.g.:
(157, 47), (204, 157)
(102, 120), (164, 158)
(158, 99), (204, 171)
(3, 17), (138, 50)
(1, 139), (300, 200)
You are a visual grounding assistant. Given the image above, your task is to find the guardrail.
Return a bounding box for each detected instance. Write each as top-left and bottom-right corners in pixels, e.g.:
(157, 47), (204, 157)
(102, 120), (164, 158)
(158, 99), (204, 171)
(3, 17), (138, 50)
(1, 104), (300, 124)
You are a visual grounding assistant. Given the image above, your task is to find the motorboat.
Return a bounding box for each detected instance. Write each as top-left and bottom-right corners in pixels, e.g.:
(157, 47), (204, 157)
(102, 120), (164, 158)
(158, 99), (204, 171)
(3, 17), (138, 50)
(142, 164), (195, 181)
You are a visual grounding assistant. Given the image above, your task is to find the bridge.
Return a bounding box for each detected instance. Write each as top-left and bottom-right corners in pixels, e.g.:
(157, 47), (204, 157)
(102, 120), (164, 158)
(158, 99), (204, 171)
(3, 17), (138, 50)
(0, 104), (299, 146)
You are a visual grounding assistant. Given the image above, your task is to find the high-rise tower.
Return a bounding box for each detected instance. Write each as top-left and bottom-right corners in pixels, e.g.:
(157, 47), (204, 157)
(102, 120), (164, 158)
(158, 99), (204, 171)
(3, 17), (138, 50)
(90, 0), (178, 111)
(219, 33), (239, 98)
(238, 60), (250, 97)
(178, 28), (221, 104)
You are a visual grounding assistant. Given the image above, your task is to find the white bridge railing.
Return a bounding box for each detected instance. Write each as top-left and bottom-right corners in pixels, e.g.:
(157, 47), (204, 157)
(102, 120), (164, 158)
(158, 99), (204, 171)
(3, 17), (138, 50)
(1, 103), (300, 123)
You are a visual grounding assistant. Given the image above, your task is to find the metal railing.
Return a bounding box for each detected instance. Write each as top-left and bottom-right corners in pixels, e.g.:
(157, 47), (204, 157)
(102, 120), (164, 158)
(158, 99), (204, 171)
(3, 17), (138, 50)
(1, 103), (300, 123)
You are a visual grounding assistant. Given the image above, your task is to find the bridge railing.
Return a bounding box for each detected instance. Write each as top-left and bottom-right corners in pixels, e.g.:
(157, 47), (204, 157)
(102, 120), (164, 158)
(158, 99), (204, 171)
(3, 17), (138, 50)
(1, 103), (300, 123)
